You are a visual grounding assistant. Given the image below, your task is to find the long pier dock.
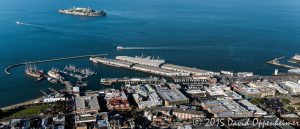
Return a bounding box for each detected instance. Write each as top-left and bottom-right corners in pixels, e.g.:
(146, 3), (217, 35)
(100, 77), (165, 85)
(5, 54), (108, 75)
(267, 56), (299, 69)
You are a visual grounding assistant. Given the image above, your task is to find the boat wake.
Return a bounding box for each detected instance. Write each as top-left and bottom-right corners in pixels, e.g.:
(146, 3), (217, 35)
(16, 21), (49, 29)
(15, 21), (104, 37)
(16, 21), (63, 32)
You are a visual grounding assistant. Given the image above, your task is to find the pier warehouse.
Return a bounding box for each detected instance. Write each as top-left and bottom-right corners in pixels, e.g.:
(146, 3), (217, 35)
(161, 64), (219, 76)
(279, 81), (300, 95)
(90, 57), (133, 68)
(132, 64), (182, 76)
(157, 89), (189, 106)
(116, 56), (164, 67)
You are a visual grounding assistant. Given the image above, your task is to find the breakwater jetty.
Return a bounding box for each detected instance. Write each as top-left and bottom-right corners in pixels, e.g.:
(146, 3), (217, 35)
(5, 54), (108, 75)
(267, 56), (299, 69)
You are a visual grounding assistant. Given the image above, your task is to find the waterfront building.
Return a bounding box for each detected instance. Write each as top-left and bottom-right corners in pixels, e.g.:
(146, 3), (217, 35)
(105, 89), (131, 111)
(90, 57), (133, 68)
(237, 72), (254, 77)
(161, 63), (218, 76)
(116, 56), (165, 67)
(43, 93), (65, 103)
(279, 81), (300, 95)
(131, 64), (181, 76)
(157, 89), (189, 106)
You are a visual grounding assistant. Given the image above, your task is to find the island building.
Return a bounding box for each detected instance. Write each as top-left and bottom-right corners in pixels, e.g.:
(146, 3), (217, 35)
(156, 89), (189, 106)
(59, 7), (106, 17)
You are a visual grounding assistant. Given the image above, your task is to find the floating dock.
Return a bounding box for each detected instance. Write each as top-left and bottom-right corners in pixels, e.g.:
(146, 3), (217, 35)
(267, 56), (299, 69)
(5, 53), (108, 75)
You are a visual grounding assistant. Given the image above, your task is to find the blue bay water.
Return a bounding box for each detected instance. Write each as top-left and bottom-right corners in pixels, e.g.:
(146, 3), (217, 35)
(1, 0), (300, 107)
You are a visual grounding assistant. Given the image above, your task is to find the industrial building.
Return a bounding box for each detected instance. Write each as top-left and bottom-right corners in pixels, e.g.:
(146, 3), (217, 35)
(201, 100), (253, 118)
(161, 63), (217, 76)
(248, 80), (285, 96)
(232, 83), (261, 98)
(157, 89), (189, 106)
(155, 107), (205, 120)
(133, 92), (163, 110)
(75, 95), (100, 124)
(279, 81), (300, 94)
(90, 57), (133, 68)
(239, 100), (267, 117)
(132, 64), (181, 76)
(116, 56), (165, 67)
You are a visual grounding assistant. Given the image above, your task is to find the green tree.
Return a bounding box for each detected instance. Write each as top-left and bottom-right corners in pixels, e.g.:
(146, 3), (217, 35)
(250, 98), (264, 105)
(281, 98), (291, 105)
(286, 106), (295, 112)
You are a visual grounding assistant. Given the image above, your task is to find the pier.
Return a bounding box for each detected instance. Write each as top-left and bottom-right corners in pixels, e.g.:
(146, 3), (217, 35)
(5, 54), (108, 75)
(267, 56), (299, 69)
(101, 77), (166, 85)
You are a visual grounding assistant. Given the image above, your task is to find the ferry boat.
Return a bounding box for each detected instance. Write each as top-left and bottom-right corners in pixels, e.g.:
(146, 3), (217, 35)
(25, 64), (43, 78)
(117, 46), (124, 50)
(291, 54), (300, 61)
(59, 7), (106, 17)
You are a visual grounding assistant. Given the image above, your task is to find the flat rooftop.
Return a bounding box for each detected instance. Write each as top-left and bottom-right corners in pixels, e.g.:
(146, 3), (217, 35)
(75, 95), (100, 113)
(161, 63), (210, 73)
(91, 57), (133, 66)
(116, 56), (164, 67)
(133, 64), (179, 74)
(157, 89), (188, 102)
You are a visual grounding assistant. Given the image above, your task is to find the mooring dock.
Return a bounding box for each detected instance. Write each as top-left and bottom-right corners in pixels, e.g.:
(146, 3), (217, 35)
(5, 54), (108, 75)
(267, 56), (299, 69)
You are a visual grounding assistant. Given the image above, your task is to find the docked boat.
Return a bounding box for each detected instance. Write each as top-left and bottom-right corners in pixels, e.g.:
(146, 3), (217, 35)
(48, 68), (64, 80)
(291, 54), (300, 61)
(47, 77), (58, 84)
(25, 64), (43, 78)
(59, 7), (106, 17)
(288, 69), (300, 75)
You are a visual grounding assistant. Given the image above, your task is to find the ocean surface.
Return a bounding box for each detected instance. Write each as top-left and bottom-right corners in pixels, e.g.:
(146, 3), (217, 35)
(1, 0), (300, 107)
